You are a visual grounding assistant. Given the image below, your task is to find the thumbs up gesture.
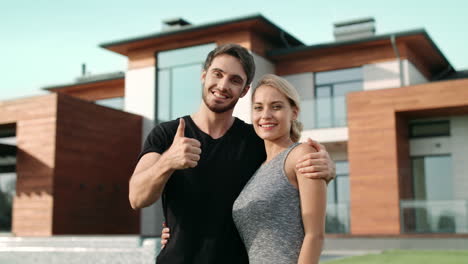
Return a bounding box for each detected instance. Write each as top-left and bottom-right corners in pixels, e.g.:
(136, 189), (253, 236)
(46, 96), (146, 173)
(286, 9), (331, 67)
(165, 118), (202, 169)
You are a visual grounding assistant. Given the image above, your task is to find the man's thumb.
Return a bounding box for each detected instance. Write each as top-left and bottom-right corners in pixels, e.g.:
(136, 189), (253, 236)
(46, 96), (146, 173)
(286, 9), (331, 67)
(176, 118), (185, 137)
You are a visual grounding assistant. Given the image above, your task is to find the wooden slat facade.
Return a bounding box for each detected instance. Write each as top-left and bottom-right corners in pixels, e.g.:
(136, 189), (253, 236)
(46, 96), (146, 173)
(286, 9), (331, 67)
(347, 78), (468, 235)
(1, 95), (57, 236)
(0, 94), (142, 236)
(53, 94), (141, 234)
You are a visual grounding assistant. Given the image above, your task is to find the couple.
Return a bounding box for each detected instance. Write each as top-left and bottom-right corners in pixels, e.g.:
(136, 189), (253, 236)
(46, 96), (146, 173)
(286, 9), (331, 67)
(129, 44), (332, 264)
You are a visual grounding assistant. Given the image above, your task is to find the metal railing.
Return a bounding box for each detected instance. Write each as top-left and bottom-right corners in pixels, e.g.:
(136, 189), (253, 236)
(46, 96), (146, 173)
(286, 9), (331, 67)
(400, 200), (468, 234)
(301, 96), (347, 129)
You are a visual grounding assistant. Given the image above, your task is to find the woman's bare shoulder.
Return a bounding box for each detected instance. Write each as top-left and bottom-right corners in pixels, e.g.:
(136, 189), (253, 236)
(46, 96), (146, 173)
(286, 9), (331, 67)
(290, 142), (317, 159)
(286, 143), (318, 169)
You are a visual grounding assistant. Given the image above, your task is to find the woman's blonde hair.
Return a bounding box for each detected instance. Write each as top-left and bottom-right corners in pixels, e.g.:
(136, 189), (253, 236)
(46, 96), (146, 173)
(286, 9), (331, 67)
(252, 74), (303, 142)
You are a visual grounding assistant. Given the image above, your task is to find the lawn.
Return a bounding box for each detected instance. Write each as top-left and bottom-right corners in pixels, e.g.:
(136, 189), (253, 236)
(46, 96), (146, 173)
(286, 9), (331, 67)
(324, 250), (468, 264)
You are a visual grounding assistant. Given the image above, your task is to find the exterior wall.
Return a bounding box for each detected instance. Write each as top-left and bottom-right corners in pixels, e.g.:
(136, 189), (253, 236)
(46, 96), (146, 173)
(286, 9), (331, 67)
(283, 72), (315, 129)
(363, 60), (401, 90)
(233, 52), (275, 123)
(404, 60), (428, 86)
(347, 78), (468, 235)
(125, 66), (156, 139)
(363, 59), (427, 90)
(301, 127), (348, 143)
(0, 94), (142, 236)
(451, 115), (468, 200)
(124, 65), (162, 236)
(326, 142), (348, 161)
(0, 95), (58, 236)
(410, 136), (451, 156)
(53, 94), (141, 234)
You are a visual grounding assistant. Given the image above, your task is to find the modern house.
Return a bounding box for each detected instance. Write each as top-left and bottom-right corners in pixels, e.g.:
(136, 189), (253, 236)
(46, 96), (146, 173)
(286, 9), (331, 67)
(1, 14), (467, 243)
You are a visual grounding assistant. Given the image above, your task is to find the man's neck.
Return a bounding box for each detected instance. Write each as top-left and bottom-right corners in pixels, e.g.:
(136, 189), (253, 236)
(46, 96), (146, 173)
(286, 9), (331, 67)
(191, 106), (235, 139)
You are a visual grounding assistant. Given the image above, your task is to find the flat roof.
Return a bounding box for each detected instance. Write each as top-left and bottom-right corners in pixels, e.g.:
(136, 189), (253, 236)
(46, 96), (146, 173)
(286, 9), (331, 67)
(268, 28), (453, 78)
(100, 14), (304, 54)
(42, 72), (124, 91)
(440, 69), (468, 80)
(268, 29), (448, 64)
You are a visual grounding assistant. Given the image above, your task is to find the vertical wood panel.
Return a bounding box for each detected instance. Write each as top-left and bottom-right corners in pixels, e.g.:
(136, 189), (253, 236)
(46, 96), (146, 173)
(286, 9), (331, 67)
(53, 94), (141, 234)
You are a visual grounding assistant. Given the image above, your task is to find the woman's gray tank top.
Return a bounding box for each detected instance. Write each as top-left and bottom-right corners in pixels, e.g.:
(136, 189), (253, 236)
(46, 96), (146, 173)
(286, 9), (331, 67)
(232, 143), (304, 264)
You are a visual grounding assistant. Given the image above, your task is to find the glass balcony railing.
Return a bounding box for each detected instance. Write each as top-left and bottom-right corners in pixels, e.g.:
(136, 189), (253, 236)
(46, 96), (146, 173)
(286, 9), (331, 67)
(400, 200), (468, 234)
(300, 96), (347, 130)
(326, 203), (350, 234)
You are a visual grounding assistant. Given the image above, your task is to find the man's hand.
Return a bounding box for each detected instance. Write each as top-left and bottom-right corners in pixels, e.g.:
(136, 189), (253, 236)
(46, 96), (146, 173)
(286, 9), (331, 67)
(296, 138), (336, 184)
(164, 118), (201, 169)
(161, 222), (170, 249)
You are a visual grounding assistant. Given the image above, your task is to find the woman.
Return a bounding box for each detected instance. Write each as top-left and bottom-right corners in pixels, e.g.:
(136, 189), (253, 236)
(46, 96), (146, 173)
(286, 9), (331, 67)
(232, 74), (327, 264)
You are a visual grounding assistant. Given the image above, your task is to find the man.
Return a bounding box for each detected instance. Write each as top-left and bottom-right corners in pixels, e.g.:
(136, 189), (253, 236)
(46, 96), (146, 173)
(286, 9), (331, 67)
(129, 44), (335, 264)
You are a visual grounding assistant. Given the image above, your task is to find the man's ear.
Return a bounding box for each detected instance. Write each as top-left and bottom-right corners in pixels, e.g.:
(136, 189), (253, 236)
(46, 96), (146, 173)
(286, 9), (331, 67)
(240, 85), (251, 98)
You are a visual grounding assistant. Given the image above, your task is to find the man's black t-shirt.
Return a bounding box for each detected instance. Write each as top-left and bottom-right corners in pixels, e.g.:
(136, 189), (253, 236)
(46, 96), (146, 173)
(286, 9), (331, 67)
(139, 115), (265, 264)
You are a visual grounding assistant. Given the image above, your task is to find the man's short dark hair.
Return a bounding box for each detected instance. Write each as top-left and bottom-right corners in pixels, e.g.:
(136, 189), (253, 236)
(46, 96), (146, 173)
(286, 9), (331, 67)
(203, 44), (256, 86)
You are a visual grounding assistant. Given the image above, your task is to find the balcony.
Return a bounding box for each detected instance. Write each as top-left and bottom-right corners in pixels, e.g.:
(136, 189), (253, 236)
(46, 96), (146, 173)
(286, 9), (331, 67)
(400, 200), (468, 234)
(301, 96), (347, 130)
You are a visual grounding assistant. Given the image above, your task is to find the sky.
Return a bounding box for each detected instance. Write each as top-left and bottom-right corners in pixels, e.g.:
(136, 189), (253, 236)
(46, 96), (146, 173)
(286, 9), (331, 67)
(1, 0), (467, 101)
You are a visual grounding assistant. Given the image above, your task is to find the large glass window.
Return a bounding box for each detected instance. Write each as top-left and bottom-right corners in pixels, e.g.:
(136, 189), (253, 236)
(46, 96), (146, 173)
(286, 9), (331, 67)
(326, 160), (350, 233)
(401, 155), (458, 233)
(156, 43), (216, 123)
(412, 155), (453, 201)
(314, 68), (363, 128)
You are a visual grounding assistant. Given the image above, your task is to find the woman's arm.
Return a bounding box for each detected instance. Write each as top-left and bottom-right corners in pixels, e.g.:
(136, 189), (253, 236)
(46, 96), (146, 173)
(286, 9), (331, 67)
(288, 144), (327, 264)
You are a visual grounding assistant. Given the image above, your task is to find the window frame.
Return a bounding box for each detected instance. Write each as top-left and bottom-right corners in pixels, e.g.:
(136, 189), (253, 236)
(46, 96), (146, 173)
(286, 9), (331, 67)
(313, 67), (363, 128)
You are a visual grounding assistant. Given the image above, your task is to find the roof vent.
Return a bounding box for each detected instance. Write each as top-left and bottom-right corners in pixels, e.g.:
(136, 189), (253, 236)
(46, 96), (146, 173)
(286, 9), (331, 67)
(162, 17), (191, 31)
(333, 17), (375, 41)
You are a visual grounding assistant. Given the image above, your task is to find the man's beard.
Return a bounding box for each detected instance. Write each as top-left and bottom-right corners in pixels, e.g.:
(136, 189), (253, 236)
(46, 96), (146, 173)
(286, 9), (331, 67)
(202, 88), (239, 114)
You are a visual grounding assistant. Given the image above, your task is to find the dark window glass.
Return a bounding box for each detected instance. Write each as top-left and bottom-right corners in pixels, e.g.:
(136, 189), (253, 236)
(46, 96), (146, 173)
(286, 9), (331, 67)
(410, 121), (450, 138)
(0, 172), (16, 231)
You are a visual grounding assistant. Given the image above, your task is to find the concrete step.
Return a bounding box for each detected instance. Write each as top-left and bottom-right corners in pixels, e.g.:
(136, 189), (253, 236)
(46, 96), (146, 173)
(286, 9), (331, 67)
(0, 235), (146, 248)
(0, 236), (160, 264)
